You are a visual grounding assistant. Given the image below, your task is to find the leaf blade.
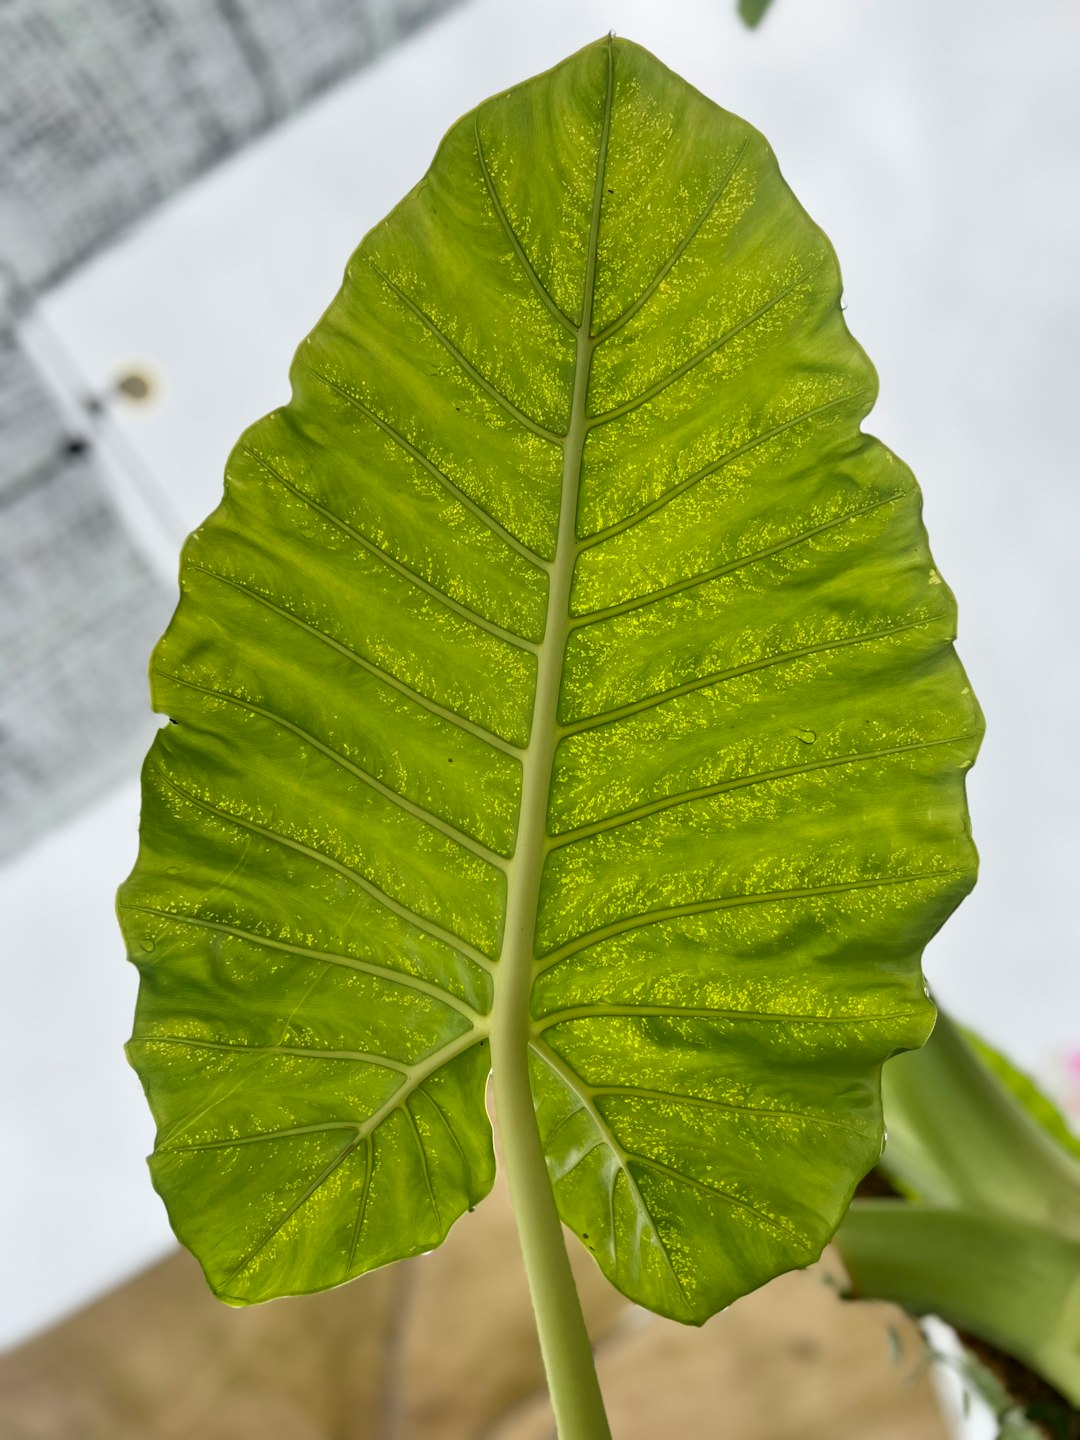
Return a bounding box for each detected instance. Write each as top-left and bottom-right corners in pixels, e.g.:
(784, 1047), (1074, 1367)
(119, 36), (981, 1322)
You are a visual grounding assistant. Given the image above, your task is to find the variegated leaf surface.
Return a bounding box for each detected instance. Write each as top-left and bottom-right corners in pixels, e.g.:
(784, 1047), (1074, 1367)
(119, 37), (981, 1322)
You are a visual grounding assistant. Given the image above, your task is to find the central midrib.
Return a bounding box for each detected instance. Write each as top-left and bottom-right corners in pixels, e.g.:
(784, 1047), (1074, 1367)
(494, 53), (614, 1068)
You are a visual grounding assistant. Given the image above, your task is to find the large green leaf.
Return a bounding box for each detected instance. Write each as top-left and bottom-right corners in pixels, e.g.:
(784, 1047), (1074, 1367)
(119, 36), (981, 1325)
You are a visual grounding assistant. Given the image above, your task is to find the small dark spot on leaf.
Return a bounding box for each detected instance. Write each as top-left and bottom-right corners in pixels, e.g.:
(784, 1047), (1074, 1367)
(607, 187), (614, 194)
(447, 757), (453, 764)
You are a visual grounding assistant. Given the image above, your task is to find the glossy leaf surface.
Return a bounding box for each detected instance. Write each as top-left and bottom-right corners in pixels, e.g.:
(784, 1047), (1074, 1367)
(119, 37), (981, 1323)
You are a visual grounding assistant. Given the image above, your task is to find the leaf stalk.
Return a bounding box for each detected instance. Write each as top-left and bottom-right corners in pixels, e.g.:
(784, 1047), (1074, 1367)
(490, 39), (616, 1439)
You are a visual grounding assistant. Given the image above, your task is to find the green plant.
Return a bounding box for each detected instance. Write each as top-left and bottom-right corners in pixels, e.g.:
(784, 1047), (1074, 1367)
(837, 1010), (1080, 1410)
(119, 37), (983, 1436)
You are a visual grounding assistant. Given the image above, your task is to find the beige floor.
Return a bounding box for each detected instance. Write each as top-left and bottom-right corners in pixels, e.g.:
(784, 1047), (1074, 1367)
(0, 1171), (946, 1439)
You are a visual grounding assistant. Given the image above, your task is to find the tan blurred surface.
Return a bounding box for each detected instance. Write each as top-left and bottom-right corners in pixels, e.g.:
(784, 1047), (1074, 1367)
(0, 1171), (945, 1439)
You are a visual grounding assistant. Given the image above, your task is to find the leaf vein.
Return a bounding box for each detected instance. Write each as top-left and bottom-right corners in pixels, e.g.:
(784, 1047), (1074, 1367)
(589, 1084), (875, 1137)
(415, 1085), (477, 1197)
(578, 391), (871, 548)
(157, 669), (507, 868)
(346, 1135), (374, 1275)
(551, 1135), (608, 1185)
(217, 1132), (366, 1291)
(593, 138), (750, 343)
(549, 732), (978, 846)
(536, 869), (964, 970)
(152, 764), (497, 970)
(162, 1120), (362, 1154)
(161, 1034), (482, 1162)
(561, 615), (948, 736)
(136, 1035), (412, 1072)
(238, 442), (538, 652)
(569, 488), (908, 629)
(624, 1150), (805, 1245)
(122, 904), (482, 1021)
(531, 1039), (689, 1304)
(213, 1030), (483, 1291)
(474, 115), (577, 334)
(366, 259), (564, 442)
(186, 563), (523, 755)
(405, 1099), (441, 1228)
(296, 359), (548, 568)
(588, 256), (829, 428)
(537, 1003), (922, 1028)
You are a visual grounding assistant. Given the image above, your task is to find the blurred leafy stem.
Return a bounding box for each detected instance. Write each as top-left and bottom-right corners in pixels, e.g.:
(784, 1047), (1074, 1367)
(119, 36), (980, 1438)
(838, 1011), (1080, 1409)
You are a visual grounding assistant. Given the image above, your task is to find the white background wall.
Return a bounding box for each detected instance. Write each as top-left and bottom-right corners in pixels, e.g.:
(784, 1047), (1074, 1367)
(3, 0), (1077, 1359)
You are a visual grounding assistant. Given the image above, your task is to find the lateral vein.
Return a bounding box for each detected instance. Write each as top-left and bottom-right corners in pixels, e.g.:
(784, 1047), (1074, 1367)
(123, 903), (482, 1019)
(560, 615), (948, 737)
(536, 1003), (927, 1028)
(587, 256), (828, 428)
(405, 1099), (441, 1227)
(568, 488), (908, 630)
(593, 138), (750, 344)
(136, 1035), (412, 1072)
(212, 1029), (482, 1290)
(366, 259), (565, 442)
(157, 669), (508, 868)
(578, 391), (872, 549)
(548, 732), (977, 846)
(536, 869), (965, 970)
(151, 764), (498, 971)
(296, 359), (550, 569)
(239, 442), (539, 652)
(474, 114), (577, 335)
(624, 1150), (805, 1244)
(586, 1084), (875, 1137)
(345, 1135), (374, 1275)
(187, 563), (524, 755)
(530, 1038), (689, 1303)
